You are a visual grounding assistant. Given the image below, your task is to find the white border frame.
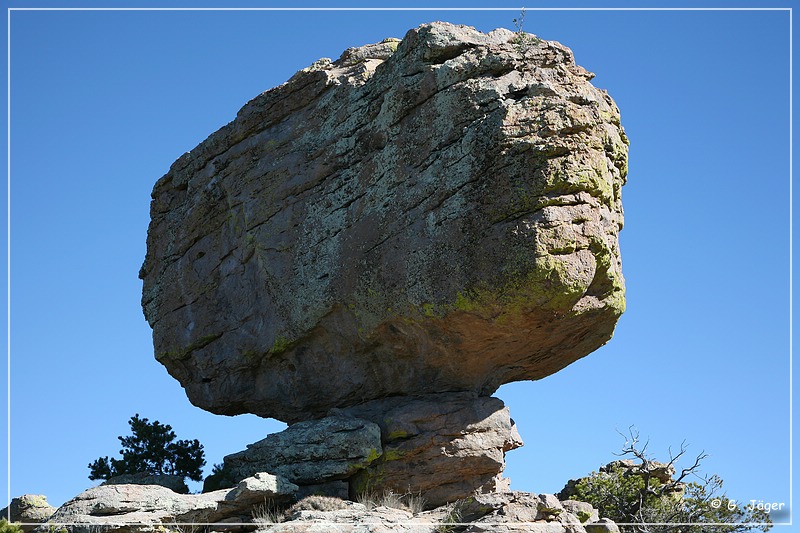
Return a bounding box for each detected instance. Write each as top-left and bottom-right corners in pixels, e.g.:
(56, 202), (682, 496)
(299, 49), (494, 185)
(5, 5), (792, 530)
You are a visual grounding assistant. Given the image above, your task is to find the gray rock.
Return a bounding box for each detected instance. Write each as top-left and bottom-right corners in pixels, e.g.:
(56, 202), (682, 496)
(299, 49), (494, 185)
(345, 393), (522, 508)
(561, 500), (599, 523)
(221, 416), (382, 486)
(224, 472), (299, 505)
(140, 21), (629, 423)
(102, 472), (189, 494)
(462, 492), (603, 533)
(585, 518), (621, 533)
(42, 473), (297, 533)
(0, 495), (55, 532)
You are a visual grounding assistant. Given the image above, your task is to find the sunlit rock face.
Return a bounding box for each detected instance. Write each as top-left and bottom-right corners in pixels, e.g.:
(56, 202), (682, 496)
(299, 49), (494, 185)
(140, 22), (628, 423)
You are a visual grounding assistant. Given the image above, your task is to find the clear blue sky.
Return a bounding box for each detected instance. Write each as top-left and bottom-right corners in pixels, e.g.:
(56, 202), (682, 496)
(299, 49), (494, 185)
(2, 1), (795, 526)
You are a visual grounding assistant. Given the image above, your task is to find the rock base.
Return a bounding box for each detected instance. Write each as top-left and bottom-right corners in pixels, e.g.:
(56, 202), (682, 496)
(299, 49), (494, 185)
(209, 393), (521, 508)
(38, 488), (618, 533)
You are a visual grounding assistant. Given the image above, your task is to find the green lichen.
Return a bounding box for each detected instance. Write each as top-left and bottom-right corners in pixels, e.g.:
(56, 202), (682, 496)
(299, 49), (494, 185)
(365, 447), (382, 464)
(386, 429), (409, 441)
(577, 510), (593, 523)
(382, 449), (406, 461)
(269, 336), (293, 355)
(446, 253), (586, 319)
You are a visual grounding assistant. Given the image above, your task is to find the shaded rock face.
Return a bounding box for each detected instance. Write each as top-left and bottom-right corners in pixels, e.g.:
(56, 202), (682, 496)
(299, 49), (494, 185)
(221, 415), (382, 487)
(140, 21), (628, 423)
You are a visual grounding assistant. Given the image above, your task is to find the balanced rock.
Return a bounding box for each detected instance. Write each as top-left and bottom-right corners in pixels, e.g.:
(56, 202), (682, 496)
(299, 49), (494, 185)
(140, 21), (628, 422)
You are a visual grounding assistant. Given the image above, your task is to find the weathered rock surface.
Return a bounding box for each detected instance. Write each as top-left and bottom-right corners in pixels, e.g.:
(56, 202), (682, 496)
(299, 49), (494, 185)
(0, 495), (55, 531)
(37, 486), (618, 533)
(42, 474), (297, 533)
(344, 393), (522, 508)
(251, 492), (616, 533)
(209, 394), (520, 508)
(103, 472), (189, 494)
(218, 416), (382, 488)
(140, 21), (629, 423)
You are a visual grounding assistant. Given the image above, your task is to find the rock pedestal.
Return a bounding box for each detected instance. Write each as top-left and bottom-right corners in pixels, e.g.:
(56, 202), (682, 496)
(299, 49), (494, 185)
(343, 393), (523, 508)
(209, 393), (520, 509)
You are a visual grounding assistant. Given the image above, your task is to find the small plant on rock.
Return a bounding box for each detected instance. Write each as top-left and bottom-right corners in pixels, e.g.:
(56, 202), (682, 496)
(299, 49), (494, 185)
(356, 489), (426, 513)
(512, 7), (542, 51)
(435, 500), (466, 533)
(288, 495), (349, 514)
(251, 499), (285, 525)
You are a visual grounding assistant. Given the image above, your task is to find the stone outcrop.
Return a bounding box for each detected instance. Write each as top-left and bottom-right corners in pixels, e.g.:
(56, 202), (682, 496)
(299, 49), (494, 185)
(140, 21), (628, 424)
(457, 492), (617, 533)
(0, 495), (55, 532)
(215, 416), (382, 490)
(209, 393), (520, 508)
(42, 473), (298, 533)
(344, 393), (522, 508)
(251, 491), (617, 532)
(36, 486), (621, 533)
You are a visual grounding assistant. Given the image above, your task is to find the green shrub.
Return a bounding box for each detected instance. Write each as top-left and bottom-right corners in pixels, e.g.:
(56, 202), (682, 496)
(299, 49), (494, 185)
(88, 414), (205, 483)
(0, 520), (24, 533)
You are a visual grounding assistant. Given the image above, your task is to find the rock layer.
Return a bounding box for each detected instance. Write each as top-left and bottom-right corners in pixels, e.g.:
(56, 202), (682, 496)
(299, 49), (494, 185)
(42, 474), (298, 533)
(209, 394), (520, 509)
(140, 22), (628, 422)
(344, 393), (522, 508)
(220, 415), (382, 488)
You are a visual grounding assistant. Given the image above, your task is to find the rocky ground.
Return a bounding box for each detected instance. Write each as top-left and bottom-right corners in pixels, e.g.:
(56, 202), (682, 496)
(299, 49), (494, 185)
(4, 486), (620, 533)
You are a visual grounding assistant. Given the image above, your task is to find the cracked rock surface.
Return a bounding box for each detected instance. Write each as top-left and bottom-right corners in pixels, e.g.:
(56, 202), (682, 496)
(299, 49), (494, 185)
(140, 22), (629, 423)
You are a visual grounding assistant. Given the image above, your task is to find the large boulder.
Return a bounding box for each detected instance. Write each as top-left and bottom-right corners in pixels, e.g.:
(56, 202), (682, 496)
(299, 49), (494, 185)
(140, 21), (628, 423)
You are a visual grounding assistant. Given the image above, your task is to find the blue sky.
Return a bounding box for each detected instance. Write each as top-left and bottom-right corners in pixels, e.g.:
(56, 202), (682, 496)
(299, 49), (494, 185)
(2, 0), (795, 527)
